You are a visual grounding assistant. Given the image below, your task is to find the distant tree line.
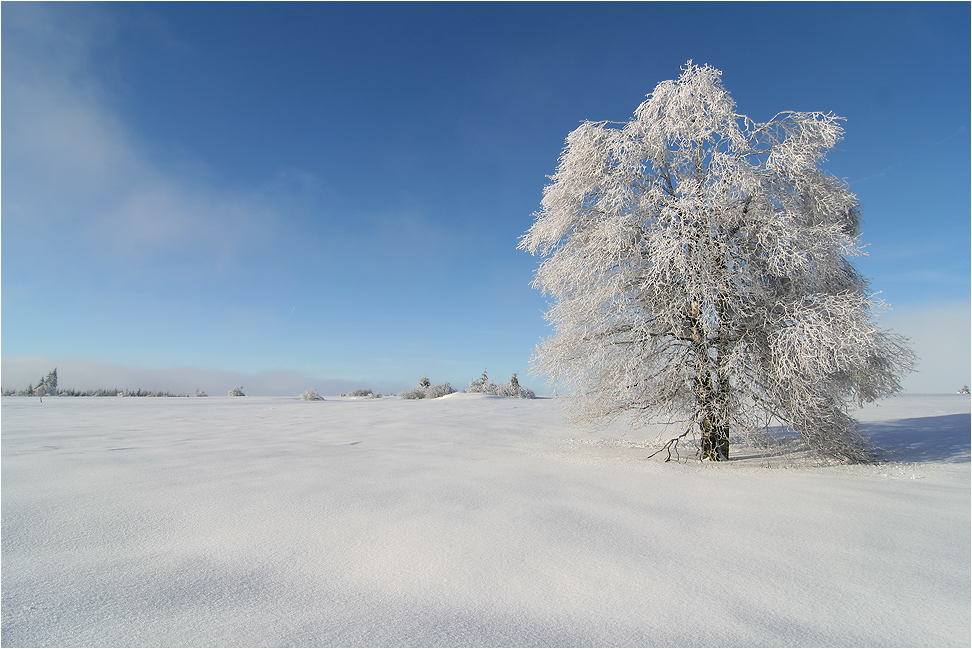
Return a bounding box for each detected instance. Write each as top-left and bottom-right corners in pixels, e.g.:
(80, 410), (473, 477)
(1, 368), (189, 397)
(1, 368), (539, 401)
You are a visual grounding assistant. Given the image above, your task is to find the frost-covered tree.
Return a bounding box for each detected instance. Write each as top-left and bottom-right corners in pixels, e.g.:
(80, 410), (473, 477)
(400, 377), (455, 400)
(520, 62), (915, 463)
(228, 386), (245, 397)
(300, 388), (324, 401)
(498, 373), (536, 399)
(466, 369), (497, 394)
(467, 370), (537, 399)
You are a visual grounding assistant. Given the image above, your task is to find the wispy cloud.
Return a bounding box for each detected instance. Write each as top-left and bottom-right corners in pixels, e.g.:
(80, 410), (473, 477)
(2, 4), (282, 280)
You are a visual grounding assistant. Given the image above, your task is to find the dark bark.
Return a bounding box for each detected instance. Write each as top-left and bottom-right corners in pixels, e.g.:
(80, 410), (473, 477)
(699, 402), (730, 460)
(696, 367), (730, 461)
(691, 299), (730, 461)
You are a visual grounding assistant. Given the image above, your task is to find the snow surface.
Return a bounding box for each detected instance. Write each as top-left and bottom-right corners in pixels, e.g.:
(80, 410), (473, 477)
(2, 394), (969, 647)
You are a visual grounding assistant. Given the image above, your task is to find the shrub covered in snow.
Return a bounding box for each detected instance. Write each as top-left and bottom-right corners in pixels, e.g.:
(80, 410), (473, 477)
(466, 369), (497, 395)
(398, 387), (422, 399)
(346, 389), (373, 397)
(467, 370), (536, 399)
(299, 389), (324, 401)
(499, 373), (536, 399)
(195, 390), (208, 397)
(228, 386), (245, 397)
(399, 378), (456, 400)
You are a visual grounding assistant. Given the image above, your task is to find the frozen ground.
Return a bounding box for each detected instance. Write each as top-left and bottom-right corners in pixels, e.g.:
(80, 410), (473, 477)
(2, 393), (969, 647)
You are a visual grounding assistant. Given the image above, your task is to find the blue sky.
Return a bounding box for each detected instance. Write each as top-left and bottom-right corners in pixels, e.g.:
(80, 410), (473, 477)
(3, 2), (969, 395)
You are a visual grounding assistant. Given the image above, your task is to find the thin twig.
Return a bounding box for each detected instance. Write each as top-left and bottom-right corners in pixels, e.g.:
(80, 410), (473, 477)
(645, 425), (694, 462)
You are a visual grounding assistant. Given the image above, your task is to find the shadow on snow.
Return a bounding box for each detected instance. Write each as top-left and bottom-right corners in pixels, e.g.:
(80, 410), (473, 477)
(863, 414), (971, 464)
(726, 413), (970, 464)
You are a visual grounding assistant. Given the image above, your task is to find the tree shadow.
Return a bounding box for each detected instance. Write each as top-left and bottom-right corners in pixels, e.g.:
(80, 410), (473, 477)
(863, 414), (971, 464)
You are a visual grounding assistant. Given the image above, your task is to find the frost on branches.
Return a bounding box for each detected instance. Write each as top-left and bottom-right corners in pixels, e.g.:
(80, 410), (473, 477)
(399, 377), (456, 400)
(519, 63), (915, 463)
(466, 370), (537, 399)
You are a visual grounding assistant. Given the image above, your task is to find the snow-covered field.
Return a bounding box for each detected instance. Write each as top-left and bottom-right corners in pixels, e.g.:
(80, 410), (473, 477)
(2, 393), (969, 647)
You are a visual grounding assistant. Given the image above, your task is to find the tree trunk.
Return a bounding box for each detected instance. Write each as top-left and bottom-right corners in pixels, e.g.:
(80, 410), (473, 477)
(697, 376), (730, 461)
(691, 299), (730, 461)
(700, 410), (730, 461)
